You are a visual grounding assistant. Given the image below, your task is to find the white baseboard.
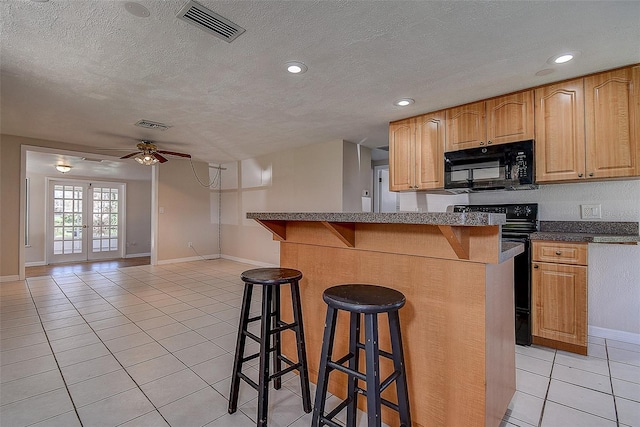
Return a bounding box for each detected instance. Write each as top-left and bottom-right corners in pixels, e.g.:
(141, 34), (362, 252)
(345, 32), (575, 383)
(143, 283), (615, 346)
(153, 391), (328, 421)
(220, 254), (278, 268)
(25, 261), (46, 267)
(156, 254), (221, 265)
(589, 326), (640, 345)
(125, 252), (151, 259)
(0, 275), (21, 283)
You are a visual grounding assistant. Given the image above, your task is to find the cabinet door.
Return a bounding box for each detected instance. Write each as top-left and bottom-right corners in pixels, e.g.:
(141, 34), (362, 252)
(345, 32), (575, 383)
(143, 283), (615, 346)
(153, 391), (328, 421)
(585, 66), (640, 179)
(389, 119), (414, 191)
(486, 90), (534, 146)
(445, 101), (486, 151)
(535, 79), (586, 182)
(532, 262), (587, 347)
(415, 112), (445, 189)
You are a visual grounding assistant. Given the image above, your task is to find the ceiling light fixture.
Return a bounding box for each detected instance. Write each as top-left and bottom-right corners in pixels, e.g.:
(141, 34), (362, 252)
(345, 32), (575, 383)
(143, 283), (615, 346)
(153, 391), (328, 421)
(134, 153), (159, 166)
(547, 51), (580, 65)
(286, 61), (307, 74)
(55, 165), (72, 173)
(394, 98), (415, 107)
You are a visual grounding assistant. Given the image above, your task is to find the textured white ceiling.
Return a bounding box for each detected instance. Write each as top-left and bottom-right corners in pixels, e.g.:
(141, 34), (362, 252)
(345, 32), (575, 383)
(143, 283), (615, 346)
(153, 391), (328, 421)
(2, 1), (639, 164)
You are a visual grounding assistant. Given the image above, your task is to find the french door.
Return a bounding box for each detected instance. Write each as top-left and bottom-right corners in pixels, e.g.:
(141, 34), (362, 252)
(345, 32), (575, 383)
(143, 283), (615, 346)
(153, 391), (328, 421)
(48, 180), (125, 264)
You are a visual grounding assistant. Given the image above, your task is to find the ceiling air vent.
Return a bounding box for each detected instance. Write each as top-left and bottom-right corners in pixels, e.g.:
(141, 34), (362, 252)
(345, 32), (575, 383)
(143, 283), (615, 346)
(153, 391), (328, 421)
(134, 119), (171, 131)
(177, 0), (245, 43)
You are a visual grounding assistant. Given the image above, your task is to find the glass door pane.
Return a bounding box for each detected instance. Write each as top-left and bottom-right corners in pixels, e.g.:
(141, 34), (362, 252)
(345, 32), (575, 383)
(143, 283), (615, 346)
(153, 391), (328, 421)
(89, 185), (123, 260)
(49, 181), (88, 263)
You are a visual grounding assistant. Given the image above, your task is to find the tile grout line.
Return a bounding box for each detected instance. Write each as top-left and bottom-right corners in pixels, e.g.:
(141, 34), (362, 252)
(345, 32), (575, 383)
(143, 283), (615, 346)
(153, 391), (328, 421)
(54, 266), (250, 426)
(604, 340), (621, 427)
(24, 275), (85, 427)
(534, 349), (556, 427)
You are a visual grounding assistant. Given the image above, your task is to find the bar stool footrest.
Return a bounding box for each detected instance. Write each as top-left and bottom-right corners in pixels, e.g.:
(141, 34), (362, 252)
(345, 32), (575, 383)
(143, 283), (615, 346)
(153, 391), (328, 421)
(238, 372), (259, 391)
(327, 360), (366, 382)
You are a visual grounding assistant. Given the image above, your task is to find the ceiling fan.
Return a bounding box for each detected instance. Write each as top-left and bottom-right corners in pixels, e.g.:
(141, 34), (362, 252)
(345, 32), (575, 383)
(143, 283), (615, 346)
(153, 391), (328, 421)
(120, 141), (191, 165)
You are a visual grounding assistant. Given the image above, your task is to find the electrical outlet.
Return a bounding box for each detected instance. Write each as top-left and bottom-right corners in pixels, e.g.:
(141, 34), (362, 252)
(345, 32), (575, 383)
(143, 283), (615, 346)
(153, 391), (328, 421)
(188, 241), (193, 248)
(581, 204), (602, 219)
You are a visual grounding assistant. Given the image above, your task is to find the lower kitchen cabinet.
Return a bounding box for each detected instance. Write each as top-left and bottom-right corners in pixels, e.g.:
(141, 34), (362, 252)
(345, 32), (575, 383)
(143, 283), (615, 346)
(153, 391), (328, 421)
(532, 241), (588, 355)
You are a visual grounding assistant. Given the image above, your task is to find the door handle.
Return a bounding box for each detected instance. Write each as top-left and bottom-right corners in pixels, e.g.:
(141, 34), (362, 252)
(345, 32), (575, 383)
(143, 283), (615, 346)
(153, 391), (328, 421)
(83, 225), (87, 228)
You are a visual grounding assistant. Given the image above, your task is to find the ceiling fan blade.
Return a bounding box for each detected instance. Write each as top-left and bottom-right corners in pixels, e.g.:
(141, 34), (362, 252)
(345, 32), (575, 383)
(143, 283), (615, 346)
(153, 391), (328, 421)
(157, 150), (191, 158)
(153, 153), (169, 163)
(120, 152), (139, 159)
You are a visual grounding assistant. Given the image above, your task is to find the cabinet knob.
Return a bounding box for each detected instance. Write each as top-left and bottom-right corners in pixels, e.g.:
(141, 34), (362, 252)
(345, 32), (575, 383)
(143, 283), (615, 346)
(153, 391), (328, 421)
(479, 141), (485, 146)
(589, 172), (594, 177)
(533, 264), (539, 269)
(487, 140), (492, 145)
(555, 251), (562, 255)
(578, 173), (583, 177)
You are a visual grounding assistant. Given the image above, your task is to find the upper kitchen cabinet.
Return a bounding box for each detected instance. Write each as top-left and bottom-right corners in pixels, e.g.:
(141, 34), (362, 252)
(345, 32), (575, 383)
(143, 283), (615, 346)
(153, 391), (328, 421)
(445, 91), (534, 152)
(445, 101), (485, 151)
(389, 112), (445, 191)
(535, 78), (586, 182)
(584, 66), (640, 179)
(536, 65), (640, 183)
(389, 118), (414, 191)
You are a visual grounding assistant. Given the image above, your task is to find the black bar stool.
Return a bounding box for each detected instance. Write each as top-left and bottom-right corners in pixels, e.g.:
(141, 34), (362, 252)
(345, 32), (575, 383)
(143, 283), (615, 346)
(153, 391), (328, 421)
(312, 284), (411, 427)
(228, 268), (312, 426)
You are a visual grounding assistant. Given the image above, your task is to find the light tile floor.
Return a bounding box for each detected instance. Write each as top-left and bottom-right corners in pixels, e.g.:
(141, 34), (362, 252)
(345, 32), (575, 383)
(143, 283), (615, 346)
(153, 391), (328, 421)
(0, 259), (638, 427)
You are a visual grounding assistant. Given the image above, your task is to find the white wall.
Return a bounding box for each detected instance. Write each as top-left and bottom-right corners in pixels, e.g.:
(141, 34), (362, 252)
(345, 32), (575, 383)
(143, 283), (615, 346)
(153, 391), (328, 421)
(219, 140), (368, 266)
(342, 143), (372, 212)
(156, 158), (218, 263)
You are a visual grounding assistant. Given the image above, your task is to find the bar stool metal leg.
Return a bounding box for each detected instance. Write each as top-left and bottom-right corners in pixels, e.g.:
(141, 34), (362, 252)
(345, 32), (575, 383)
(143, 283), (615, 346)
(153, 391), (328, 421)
(389, 311), (411, 427)
(363, 312), (381, 427)
(229, 283), (254, 414)
(290, 280), (312, 412)
(272, 285), (282, 390)
(346, 312), (361, 427)
(257, 285), (273, 427)
(311, 306), (338, 427)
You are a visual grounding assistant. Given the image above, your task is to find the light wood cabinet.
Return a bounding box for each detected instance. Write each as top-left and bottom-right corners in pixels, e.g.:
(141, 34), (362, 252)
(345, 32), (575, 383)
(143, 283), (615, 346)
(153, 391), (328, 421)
(534, 79), (586, 182)
(446, 91), (534, 151)
(532, 241), (588, 355)
(389, 112), (445, 191)
(585, 66), (640, 179)
(536, 65), (640, 183)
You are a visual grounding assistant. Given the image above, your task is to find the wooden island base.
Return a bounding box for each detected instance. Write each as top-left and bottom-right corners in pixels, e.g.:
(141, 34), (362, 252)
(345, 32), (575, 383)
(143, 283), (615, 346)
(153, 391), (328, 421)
(250, 214), (519, 427)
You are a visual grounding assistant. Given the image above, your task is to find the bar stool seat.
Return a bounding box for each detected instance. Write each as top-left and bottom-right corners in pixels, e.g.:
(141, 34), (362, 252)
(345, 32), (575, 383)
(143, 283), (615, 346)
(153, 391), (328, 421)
(312, 284), (411, 427)
(229, 268), (311, 427)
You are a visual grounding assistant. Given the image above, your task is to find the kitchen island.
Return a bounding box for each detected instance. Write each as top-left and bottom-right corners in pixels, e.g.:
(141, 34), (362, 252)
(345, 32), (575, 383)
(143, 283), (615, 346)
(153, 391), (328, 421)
(247, 212), (522, 427)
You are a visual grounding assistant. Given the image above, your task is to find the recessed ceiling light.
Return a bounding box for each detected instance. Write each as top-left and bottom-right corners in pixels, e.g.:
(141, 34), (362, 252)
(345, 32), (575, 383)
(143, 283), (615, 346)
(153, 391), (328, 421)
(124, 2), (150, 18)
(554, 54), (573, 64)
(286, 61), (307, 74)
(547, 51), (580, 65)
(394, 98), (415, 107)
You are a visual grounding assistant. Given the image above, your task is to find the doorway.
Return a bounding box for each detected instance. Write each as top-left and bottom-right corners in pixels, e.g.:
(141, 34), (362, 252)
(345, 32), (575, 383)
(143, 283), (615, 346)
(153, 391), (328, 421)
(48, 179), (126, 264)
(373, 166), (398, 213)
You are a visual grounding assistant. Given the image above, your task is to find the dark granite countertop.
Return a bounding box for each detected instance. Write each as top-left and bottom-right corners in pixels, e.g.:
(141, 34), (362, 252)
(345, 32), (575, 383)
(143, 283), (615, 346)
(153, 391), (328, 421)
(246, 212), (506, 226)
(530, 221), (639, 243)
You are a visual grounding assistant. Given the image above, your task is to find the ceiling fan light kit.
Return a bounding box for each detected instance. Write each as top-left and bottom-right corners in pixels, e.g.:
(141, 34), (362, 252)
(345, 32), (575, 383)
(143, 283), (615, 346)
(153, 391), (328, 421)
(120, 140), (192, 165)
(134, 153), (159, 165)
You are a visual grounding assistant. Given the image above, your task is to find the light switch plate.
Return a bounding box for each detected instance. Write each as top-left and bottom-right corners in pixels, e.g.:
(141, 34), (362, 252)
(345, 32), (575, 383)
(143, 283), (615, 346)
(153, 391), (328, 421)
(581, 204), (602, 219)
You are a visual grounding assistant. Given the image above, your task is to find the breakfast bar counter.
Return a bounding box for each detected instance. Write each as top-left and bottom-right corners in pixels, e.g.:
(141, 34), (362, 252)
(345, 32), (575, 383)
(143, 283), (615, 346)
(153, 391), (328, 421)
(248, 212), (521, 427)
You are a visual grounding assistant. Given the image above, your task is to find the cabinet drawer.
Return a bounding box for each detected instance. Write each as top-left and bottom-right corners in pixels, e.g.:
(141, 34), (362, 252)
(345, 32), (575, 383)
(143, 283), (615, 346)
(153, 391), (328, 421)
(532, 241), (588, 265)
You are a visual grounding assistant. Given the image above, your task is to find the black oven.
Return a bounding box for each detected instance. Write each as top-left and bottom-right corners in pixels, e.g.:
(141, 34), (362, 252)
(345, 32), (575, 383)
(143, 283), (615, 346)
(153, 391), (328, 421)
(449, 203), (538, 346)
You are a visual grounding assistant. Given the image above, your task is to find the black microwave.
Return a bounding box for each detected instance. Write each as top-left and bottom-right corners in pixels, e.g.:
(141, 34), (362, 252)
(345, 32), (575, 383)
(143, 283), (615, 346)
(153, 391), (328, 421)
(444, 140), (536, 192)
